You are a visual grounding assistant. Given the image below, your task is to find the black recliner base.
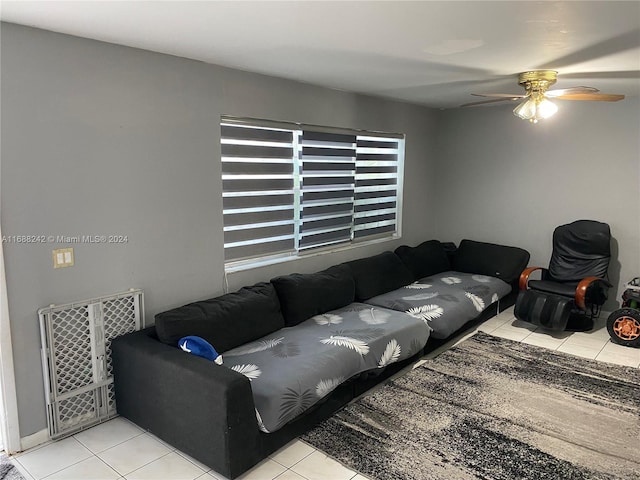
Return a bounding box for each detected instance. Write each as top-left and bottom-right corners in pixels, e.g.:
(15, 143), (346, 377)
(564, 314), (595, 332)
(514, 290), (593, 332)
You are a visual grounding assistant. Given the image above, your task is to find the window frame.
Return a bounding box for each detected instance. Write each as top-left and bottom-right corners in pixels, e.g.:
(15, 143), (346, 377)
(221, 116), (405, 272)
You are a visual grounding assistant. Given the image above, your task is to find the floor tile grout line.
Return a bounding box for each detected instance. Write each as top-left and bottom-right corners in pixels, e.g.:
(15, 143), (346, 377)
(41, 453), (122, 480)
(270, 444), (316, 470)
(174, 450), (213, 474)
(91, 454), (124, 480)
(555, 331), (573, 349)
(12, 457), (35, 480)
(142, 431), (178, 453)
(520, 328), (538, 344)
(595, 345), (640, 366)
(594, 340), (611, 359)
(118, 452), (174, 477)
(32, 453), (94, 480)
(10, 436), (61, 458)
(275, 466), (312, 480)
(107, 448), (179, 478)
(17, 436), (94, 480)
(288, 444), (363, 480)
(11, 437), (58, 459)
(74, 428), (147, 456)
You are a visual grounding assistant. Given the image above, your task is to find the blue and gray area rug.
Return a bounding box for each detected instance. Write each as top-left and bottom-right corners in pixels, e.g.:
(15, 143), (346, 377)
(302, 332), (640, 480)
(0, 453), (23, 480)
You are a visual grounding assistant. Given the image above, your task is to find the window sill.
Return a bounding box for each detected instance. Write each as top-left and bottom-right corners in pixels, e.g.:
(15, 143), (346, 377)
(224, 234), (400, 274)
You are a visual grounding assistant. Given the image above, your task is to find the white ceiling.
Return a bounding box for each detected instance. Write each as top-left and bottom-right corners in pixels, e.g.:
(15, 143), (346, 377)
(1, 1), (639, 108)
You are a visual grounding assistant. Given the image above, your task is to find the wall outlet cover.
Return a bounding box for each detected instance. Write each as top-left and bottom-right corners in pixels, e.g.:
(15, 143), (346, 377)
(53, 248), (74, 268)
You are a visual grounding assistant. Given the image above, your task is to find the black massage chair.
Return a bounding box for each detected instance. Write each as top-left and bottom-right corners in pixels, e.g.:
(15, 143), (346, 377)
(514, 220), (612, 331)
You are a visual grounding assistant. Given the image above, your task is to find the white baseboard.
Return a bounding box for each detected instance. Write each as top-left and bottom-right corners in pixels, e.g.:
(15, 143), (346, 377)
(20, 428), (49, 452)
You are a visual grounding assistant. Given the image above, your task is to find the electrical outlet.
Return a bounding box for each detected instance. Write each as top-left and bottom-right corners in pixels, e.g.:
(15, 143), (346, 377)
(53, 248), (74, 268)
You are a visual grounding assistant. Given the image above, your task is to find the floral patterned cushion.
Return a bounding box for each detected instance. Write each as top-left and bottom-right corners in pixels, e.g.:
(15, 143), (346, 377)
(365, 271), (510, 339)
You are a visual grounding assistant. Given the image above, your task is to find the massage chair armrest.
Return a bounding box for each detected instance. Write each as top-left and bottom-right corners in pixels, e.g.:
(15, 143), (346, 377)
(519, 266), (546, 291)
(112, 328), (262, 479)
(575, 277), (612, 311)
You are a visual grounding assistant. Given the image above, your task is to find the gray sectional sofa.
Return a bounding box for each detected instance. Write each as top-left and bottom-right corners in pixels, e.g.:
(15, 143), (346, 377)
(112, 239), (529, 479)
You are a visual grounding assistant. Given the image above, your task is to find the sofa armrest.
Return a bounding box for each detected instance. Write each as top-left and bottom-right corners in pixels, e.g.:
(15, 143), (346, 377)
(451, 239), (531, 286)
(112, 328), (262, 479)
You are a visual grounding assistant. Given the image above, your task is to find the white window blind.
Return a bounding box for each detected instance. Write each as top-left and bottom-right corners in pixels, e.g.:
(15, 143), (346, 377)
(298, 130), (356, 251)
(221, 118), (404, 265)
(354, 136), (402, 239)
(221, 122), (296, 261)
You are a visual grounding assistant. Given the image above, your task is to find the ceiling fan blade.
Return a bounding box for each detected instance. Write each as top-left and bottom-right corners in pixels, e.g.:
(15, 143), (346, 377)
(546, 86), (600, 97)
(536, 29), (640, 70)
(461, 98), (521, 108)
(553, 93), (625, 101)
(560, 71), (640, 80)
(471, 93), (525, 99)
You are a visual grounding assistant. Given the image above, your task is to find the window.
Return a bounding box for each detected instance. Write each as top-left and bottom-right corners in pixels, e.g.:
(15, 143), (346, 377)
(221, 117), (404, 266)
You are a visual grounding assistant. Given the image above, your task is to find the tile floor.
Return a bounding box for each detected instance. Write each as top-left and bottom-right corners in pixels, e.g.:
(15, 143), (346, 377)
(7, 307), (640, 480)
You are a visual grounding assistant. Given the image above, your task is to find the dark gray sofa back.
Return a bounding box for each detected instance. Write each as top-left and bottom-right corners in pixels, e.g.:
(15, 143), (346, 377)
(154, 282), (285, 352)
(345, 251), (414, 301)
(152, 240), (529, 353)
(452, 239), (530, 285)
(394, 240), (451, 281)
(271, 265), (355, 327)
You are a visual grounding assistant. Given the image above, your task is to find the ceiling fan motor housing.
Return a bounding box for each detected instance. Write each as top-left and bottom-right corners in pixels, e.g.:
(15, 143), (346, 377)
(518, 70), (558, 95)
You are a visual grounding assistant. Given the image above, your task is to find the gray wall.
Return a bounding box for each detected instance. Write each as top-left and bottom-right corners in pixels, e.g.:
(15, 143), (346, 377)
(5, 21), (637, 441)
(433, 100), (640, 311)
(0, 24), (438, 437)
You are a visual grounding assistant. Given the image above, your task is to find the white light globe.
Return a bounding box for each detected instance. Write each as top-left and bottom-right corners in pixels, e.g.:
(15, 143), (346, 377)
(537, 98), (558, 119)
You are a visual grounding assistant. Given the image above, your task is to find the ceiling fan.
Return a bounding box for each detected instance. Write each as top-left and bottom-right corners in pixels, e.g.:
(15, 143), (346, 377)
(461, 70), (625, 123)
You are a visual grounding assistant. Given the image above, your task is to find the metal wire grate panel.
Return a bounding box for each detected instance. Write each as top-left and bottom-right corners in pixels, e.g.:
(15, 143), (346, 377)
(51, 306), (93, 396)
(39, 289), (144, 439)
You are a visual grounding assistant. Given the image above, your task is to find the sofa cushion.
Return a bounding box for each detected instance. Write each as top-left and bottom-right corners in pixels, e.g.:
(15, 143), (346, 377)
(223, 302), (430, 433)
(395, 240), (451, 280)
(271, 265), (355, 327)
(451, 239), (530, 284)
(345, 251), (414, 301)
(365, 271), (511, 339)
(154, 282), (285, 352)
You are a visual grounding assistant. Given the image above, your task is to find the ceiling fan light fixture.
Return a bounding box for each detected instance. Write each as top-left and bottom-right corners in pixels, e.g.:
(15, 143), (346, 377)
(537, 97), (558, 118)
(513, 97), (537, 120)
(513, 94), (557, 123)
